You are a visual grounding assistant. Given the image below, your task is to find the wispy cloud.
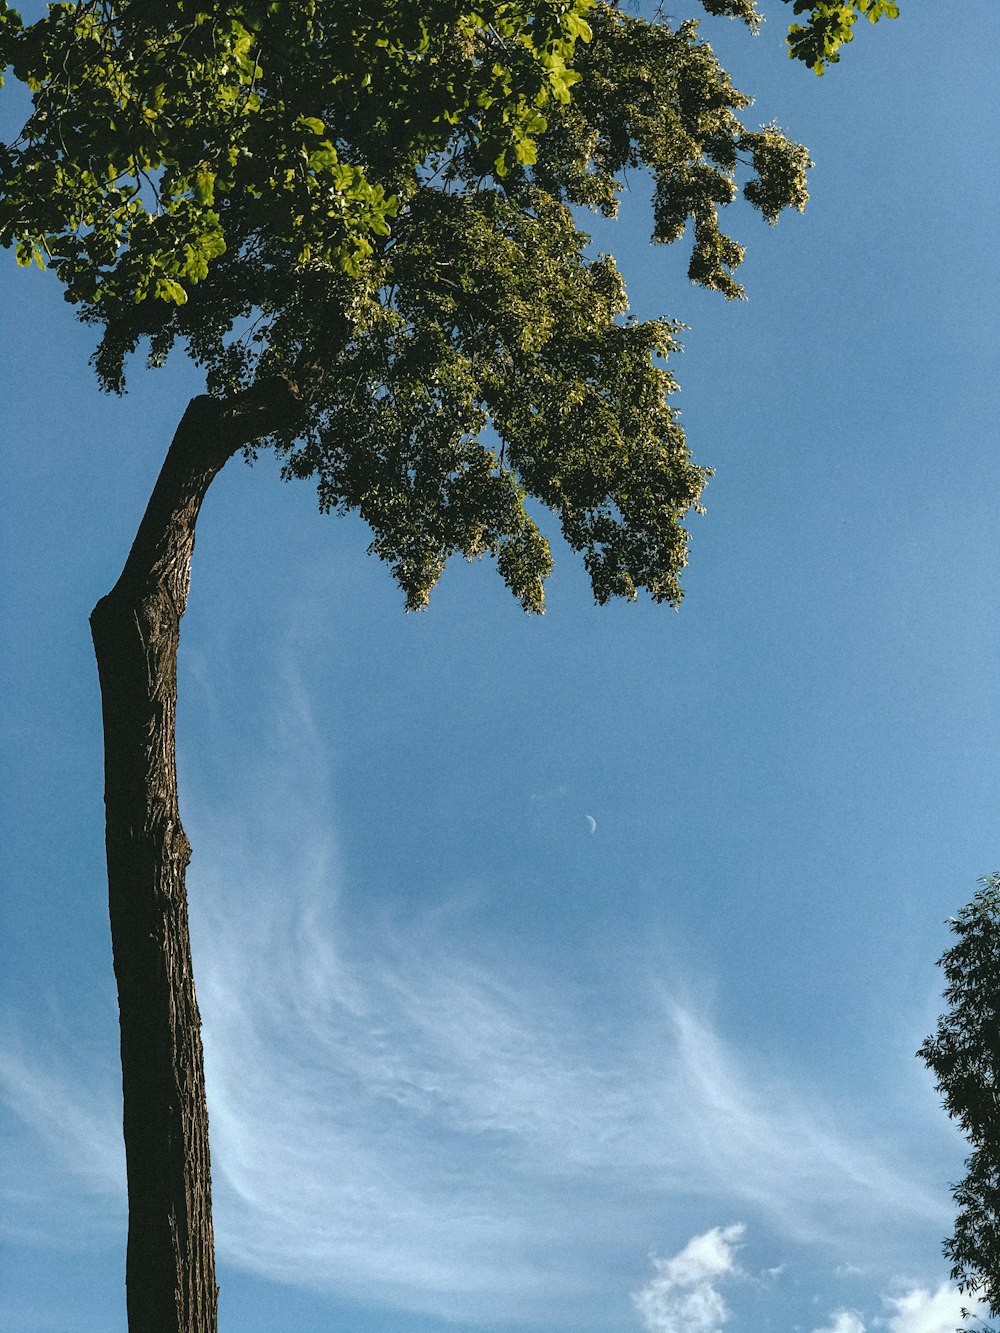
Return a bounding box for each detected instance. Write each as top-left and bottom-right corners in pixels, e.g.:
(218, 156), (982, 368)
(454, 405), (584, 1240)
(0, 645), (960, 1327)
(178, 652), (949, 1322)
(644, 998), (945, 1248)
(0, 1027), (124, 1248)
(632, 1225), (744, 1333)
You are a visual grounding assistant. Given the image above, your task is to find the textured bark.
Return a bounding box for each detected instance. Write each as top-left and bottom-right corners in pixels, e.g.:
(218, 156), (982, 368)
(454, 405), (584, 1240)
(90, 385), (300, 1333)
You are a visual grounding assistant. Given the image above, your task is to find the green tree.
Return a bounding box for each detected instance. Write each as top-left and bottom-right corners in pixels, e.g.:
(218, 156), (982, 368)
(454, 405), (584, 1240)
(0, 1), (834, 1329)
(920, 875), (1000, 1326)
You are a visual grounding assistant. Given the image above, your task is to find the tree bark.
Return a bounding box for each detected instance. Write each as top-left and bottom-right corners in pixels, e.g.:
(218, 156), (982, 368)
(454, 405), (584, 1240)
(90, 385), (300, 1333)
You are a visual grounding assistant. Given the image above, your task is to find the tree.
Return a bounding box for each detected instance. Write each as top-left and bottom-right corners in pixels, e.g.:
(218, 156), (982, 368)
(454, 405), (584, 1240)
(1, 0), (898, 1329)
(919, 875), (1000, 1326)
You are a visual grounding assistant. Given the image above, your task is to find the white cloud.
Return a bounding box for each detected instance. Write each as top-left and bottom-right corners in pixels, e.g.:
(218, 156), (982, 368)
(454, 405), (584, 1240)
(0, 646), (963, 1327)
(632, 1225), (744, 1333)
(662, 1226), (745, 1286)
(885, 1283), (985, 1333)
(812, 1312), (866, 1333)
(811, 1283), (989, 1333)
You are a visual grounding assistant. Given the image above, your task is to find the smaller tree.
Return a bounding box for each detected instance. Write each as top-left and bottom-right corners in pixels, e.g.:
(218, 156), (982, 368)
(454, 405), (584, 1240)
(919, 874), (1000, 1323)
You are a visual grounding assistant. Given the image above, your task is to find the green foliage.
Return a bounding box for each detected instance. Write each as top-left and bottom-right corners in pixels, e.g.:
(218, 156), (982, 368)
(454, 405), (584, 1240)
(696, 0), (762, 31)
(0, 0), (592, 302)
(1, 0), (811, 611)
(277, 190), (702, 609)
(532, 10), (810, 299)
(782, 0), (901, 74)
(919, 875), (1000, 1322)
(0, 3), (21, 90)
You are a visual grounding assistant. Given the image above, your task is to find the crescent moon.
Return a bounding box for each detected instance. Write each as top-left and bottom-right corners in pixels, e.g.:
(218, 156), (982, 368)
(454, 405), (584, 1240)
(585, 815), (597, 834)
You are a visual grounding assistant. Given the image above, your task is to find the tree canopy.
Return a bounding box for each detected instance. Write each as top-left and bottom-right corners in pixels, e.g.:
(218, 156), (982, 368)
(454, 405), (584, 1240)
(0, 1), (903, 607)
(919, 875), (1000, 1323)
(1, 0), (816, 613)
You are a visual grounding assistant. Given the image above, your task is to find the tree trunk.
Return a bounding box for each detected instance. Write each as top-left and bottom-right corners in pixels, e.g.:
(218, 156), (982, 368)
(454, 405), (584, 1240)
(90, 385), (300, 1333)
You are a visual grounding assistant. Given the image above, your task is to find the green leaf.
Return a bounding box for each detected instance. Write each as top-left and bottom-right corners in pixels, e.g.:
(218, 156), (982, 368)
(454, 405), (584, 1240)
(154, 277), (188, 304)
(14, 238), (45, 268)
(307, 146), (340, 170)
(192, 169), (215, 205)
(513, 137), (538, 166)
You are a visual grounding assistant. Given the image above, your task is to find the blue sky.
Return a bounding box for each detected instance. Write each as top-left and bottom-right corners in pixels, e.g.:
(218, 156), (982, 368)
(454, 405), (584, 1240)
(2, 3), (999, 1331)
